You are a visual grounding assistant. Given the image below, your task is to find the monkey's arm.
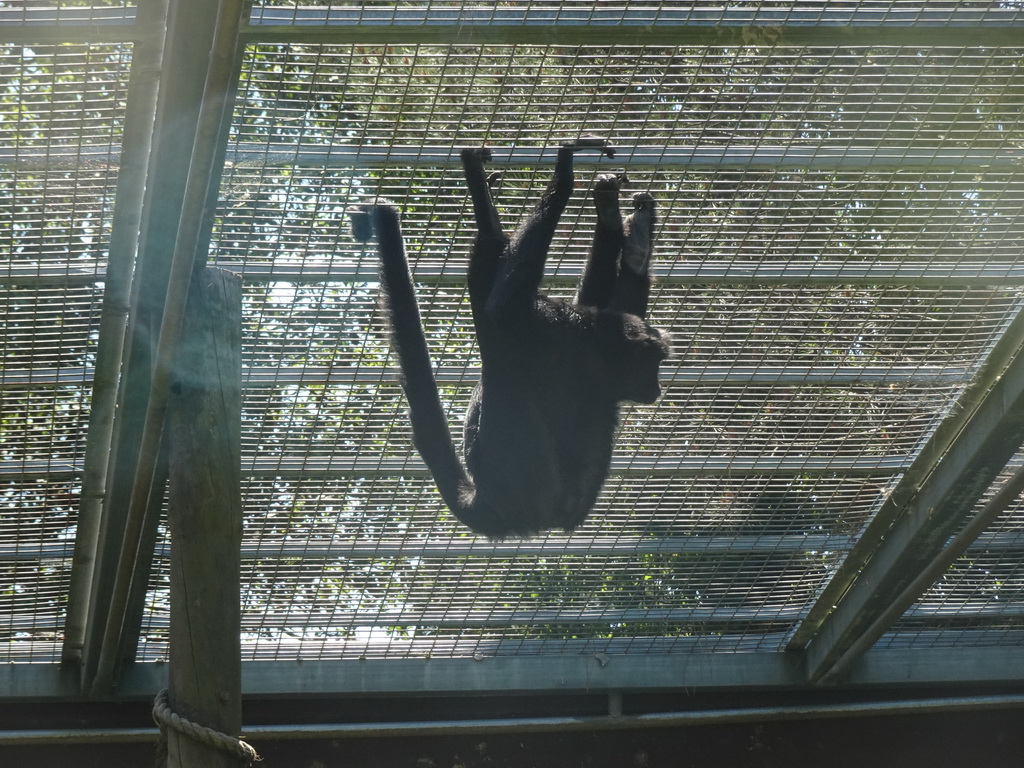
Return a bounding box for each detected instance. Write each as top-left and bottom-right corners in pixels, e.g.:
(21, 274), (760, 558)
(486, 139), (615, 320)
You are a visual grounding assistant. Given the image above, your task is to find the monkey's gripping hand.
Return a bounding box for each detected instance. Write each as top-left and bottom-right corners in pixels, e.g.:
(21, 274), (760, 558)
(569, 136), (616, 159)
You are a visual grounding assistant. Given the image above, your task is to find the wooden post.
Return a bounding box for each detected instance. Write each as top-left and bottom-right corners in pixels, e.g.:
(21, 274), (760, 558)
(164, 267), (248, 767)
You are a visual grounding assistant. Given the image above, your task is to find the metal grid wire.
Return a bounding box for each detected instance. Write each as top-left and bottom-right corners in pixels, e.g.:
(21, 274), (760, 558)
(133, 472), (897, 660)
(127, 38), (1024, 662)
(0, 42), (129, 279)
(0, 41), (129, 662)
(0, 2), (130, 22)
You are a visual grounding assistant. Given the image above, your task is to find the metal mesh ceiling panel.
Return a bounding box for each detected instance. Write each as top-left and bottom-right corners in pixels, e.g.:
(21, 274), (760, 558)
(137, 37), (1024, 662)
(3, 4), (1024, 684)
(1, 40), (129, 664)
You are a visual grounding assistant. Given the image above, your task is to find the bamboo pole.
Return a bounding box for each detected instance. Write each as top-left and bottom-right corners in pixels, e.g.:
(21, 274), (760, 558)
(63, 0), (169, 668)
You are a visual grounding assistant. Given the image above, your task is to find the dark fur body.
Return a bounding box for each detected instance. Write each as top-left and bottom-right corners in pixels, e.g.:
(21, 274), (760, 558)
(351, 140), (670, 537)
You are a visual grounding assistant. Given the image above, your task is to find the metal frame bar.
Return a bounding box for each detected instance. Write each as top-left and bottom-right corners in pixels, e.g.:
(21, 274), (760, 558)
(794, 306), (1024, 682)
(6, 694), (1024, 745)
(237, 455), (909, 479)
(0, 453), (910, 480)
(239, 606), (805, 629)
(226, 145), (1024, 171)
(2, 534), (854, 561)
(78, 0), (248, 696)
(5, 143), (1022, 171)
(819, 460), (1024, 683)
(0, 363), (976, 389)
(5, 647), (1024, 701)
(789, 299), (1024, 652)
(128, 603), (1013, 631)
(5, 4), (1024, 46)
(10, 260), (1024, 288)
(9, 529), (1024, 562)
(0, 7), (138, 44)
(241, 6), (1024, 46)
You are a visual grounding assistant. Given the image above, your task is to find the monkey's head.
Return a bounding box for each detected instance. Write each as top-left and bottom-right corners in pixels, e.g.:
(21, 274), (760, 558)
(602, 313), (671, 404)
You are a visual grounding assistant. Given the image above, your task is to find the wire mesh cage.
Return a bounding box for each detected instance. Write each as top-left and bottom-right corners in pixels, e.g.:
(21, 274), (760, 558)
(3, 3), (1024, 684)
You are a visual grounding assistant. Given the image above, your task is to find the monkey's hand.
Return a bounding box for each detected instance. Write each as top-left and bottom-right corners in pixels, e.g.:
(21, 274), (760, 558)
(460, 146), (493, 164)
(566, 136), (616, 159)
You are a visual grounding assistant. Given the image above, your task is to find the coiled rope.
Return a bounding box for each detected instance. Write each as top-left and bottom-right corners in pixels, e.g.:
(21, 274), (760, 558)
(152, 688), (260, 763)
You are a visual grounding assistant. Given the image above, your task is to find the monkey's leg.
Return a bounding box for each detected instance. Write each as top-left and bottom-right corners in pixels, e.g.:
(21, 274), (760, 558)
(487, 139), (614, 319)
(576, 174), (625, 309)
(461, 147), (509, 328)
(609, 192), (655, 319)
(461, 147), (505, 243)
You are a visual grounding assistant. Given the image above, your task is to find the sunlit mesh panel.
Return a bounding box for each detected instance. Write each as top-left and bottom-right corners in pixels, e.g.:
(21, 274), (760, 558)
(138, 37), (1024, 663)
(5, 7), (1024, 673)
(0, 39), (129, 662)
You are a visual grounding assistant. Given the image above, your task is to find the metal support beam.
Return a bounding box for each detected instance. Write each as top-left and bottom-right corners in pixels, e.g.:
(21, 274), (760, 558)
(811, 459), (1024, 684)
(0, 7), (139, 43)
(0, 363), (976, 389)
(6, 5), (1024, 46)
(9, 260), (1024, 288)
(242, 6), (1024, 46)
(789, 301), (1024, 654)
(239, 454), (909, 479)
(6, 143), (1023, 172)
(4, 693), (1024, 745)
(1, 533), (854, 562)
(38, 532), (1022, 563)
(224, 144), (1024, 172)
(794, 306), (1024, 683)
(0, 453), (910, 481)
(10, 646), (1024, 701)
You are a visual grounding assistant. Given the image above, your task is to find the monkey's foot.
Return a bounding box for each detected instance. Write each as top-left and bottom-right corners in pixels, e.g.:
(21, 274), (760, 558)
(593, 174), (624, 226)
(564, 136), (616, 159)
(622, 192), (656, 273)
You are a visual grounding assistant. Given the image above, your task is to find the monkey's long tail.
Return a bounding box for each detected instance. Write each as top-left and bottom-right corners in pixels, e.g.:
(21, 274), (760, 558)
(351, 203), (481, 528)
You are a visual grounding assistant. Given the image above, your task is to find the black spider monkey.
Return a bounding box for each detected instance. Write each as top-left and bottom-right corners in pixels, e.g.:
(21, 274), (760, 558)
(350, 138), (671, 537)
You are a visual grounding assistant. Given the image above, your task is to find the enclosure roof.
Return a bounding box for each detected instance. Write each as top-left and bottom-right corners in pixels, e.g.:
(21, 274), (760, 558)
(3, 1), (1024, 703)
